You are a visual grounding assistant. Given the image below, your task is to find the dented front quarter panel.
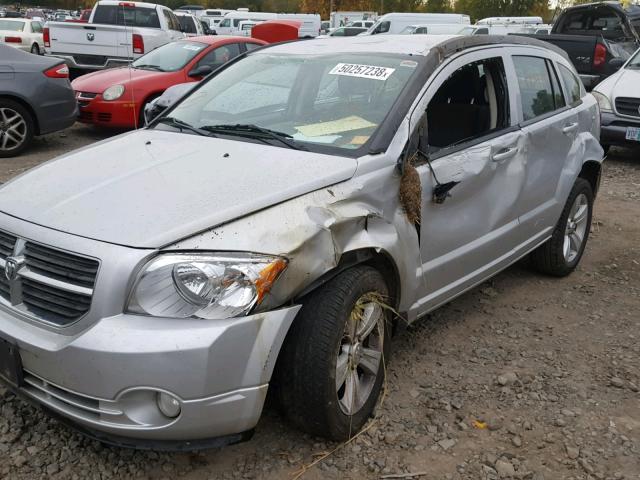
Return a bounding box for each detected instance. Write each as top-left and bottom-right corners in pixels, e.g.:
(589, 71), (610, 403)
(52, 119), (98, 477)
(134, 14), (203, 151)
(168, 143), (422, 315)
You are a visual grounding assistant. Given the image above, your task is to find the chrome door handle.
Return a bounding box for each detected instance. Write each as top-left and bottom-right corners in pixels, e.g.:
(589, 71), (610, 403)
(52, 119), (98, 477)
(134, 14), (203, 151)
(562, 122), (579, 134)
(491, 147), (518, 162)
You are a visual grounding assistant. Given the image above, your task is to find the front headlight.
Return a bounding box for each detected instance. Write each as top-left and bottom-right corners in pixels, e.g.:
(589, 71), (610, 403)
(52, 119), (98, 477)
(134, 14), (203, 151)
(103, 84), (125, 101)
(127, 253), (287, 319)
(592, 90), (612, 112)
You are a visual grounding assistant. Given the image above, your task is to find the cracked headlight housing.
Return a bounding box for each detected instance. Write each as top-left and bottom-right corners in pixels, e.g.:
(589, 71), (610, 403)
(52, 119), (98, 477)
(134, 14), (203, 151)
(103, 84), (125, 101)
(127, 253), (287, 319)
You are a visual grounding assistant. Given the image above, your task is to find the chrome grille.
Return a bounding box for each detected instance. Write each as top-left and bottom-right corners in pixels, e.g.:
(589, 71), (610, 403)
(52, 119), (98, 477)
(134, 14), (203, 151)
(24, 243), (98, 288)
(615, 97), (640, 118)
(0, 230), (99, 326)
(21, 278), (93, 326)
(0, 230), (16, 259)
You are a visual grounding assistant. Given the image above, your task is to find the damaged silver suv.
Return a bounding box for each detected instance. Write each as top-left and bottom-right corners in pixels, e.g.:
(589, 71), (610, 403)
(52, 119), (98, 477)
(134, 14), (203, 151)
(0, 35), (603, 448)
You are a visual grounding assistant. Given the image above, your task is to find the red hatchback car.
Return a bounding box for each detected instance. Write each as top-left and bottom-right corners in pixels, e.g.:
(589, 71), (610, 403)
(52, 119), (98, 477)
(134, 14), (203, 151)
(71, 36), (266, 129)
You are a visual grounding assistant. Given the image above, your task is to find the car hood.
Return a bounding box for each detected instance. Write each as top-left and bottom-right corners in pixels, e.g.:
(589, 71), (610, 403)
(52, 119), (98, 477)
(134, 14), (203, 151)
(0, 130), (357, 248)
(611, 67), (640, 99)
(71, 67), (169, 93)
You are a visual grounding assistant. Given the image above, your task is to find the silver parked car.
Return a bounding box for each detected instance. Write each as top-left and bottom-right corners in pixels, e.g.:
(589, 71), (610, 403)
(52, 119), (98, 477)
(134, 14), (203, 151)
(0, 34), (603, 448)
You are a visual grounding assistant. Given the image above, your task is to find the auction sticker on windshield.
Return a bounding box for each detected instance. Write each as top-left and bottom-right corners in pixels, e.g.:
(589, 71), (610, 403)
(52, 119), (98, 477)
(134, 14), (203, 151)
(329, 63), (395, 81)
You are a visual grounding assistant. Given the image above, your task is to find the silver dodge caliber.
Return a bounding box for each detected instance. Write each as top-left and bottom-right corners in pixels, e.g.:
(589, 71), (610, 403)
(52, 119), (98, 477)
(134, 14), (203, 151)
(0, 35), (603, 449)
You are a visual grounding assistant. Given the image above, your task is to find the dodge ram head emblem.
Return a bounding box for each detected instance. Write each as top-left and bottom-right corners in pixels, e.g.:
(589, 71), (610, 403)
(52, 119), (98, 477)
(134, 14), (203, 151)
(87, 33), (95, 41)
(4, 256), (24, 282)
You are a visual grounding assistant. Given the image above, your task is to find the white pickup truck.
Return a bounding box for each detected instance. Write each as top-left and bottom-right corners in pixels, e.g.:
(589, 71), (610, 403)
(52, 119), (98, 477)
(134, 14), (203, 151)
(44, 1), (185, 71)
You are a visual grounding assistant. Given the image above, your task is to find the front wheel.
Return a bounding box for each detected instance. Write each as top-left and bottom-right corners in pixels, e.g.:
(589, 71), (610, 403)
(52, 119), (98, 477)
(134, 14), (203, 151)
(276, 265), (391, 440)
(529, 178), (593, 277)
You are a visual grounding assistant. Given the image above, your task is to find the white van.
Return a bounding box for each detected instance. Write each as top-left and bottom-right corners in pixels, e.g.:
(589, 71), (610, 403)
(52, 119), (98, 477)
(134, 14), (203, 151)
(367, 13), (470, 35)
(458, 24), (542, 36)
(202, 8), (233, 27)
(476, 16), (543, 26)
(329, 11), (377, 29)
(216, 12), (321, 37)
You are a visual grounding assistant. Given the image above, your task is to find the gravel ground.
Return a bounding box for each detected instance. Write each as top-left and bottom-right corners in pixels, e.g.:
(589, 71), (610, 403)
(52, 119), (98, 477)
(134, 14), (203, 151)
(0, 125), (638, 480)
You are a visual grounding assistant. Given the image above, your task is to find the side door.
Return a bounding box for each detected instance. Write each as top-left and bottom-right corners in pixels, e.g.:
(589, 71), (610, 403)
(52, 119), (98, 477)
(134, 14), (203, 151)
(506, 50), (578, 246)
(189, 43), (242, 77)
(408, 49), (528, 313)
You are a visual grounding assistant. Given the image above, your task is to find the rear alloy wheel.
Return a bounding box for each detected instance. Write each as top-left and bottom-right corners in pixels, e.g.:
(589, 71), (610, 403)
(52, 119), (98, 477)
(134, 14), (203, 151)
(30, 43), (40, 55)
(529, 178), (593, 276)
(0, 101), (34, 158)
(276, 265), (391, 440)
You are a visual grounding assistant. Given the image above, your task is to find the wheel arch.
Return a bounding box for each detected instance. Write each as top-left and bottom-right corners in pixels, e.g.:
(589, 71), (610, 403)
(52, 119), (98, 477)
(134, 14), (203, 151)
(579, 160), (602, 197)
(0, 94), (39, 135)
(294, 247), (402, 313)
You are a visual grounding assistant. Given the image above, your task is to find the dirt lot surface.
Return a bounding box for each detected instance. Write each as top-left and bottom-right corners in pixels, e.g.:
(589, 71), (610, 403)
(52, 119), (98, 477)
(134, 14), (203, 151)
(0, 124), (638, 480)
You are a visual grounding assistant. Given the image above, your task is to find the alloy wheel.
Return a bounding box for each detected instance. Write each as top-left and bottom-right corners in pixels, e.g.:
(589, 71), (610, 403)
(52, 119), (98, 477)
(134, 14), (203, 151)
(336, 293), (385, 416)
(0, 108), (27, 152)
(563, 192), (589, 263)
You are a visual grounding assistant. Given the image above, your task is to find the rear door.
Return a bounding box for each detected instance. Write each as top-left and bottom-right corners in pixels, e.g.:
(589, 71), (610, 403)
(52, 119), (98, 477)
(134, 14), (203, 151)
(408, 48), (528, 313)
(506, 49), (579, 246)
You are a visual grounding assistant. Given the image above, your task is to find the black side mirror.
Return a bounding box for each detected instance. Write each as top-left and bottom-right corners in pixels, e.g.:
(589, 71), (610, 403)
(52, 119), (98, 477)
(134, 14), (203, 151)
(188, 65), (213, 77)
(608, 57), (625, 70)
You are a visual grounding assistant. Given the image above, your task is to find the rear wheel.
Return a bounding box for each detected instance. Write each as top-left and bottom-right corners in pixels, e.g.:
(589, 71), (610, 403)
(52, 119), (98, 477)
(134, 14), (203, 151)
(529, 178), (593, 277)
(30, 43), (40, 55)
(602, 144), (611, 155)
(0, 100), (34, 158)
(276, 265), (391, 440)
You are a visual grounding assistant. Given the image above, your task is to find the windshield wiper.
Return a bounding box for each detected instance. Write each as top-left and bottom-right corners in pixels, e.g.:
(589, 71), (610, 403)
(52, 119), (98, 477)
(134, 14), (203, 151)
(134, 64), (165, 72)
(201, 124), (308, 151)
(155, 117), (215, 137)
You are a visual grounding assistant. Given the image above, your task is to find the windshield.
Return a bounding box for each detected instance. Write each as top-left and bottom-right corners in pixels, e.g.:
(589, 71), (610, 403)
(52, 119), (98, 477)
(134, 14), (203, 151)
(178, 15), (196, 34)
(457, 26), (476, 35)
(368, 20), (390, 34)
(160, 53), (419, 153)
(132, 41), (206, 71)
(0, 20), (24, 31)
(627, 48), (640, 68)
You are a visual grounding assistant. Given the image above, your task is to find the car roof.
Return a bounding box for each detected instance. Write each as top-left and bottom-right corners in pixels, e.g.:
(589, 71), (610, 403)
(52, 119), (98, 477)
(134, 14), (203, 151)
(261, 34), (569, 60)
(186, 35), (263, 45)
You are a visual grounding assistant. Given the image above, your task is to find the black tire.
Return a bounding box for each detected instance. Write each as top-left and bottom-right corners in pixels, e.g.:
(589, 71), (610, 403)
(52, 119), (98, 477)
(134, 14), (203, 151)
(529, 177), (593, 277)
(276, 265), (392, 441)
(602, 144), (611, 155)
(0, 99), (34, 158)
(30, 43), (40, 55)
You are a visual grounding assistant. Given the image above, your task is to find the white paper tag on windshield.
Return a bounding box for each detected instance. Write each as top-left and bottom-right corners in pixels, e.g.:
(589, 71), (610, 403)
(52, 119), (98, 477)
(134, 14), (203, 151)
(329, 63), (395, 81)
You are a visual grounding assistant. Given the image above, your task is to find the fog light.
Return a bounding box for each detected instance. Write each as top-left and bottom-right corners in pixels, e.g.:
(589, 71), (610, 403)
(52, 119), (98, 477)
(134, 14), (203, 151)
(156, 392), (181, 418)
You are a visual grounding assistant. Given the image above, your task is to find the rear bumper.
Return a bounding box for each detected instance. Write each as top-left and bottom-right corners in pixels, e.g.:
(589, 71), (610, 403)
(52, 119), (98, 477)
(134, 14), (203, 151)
(46, 53), (130, 71)
(37, 79), (78, 135)
(600, 111), (640, 147)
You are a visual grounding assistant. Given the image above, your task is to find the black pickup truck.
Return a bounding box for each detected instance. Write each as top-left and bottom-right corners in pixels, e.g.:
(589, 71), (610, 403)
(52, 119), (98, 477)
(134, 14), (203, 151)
(520, 1), (640, 89)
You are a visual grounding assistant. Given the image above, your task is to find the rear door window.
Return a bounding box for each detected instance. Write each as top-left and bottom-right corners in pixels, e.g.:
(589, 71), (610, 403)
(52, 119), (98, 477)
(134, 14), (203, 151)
(196, 43), (241, 69)
(178, 15), (196, 34)
(512, 56), (566, 122)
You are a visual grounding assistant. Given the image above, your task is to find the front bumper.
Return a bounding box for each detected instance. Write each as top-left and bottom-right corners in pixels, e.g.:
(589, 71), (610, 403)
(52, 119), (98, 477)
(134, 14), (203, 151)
(600, 111), (640, 147)
(579, 73), (605, 91)
(76, 92), (140, 129)
(0, 305), (300, 443)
